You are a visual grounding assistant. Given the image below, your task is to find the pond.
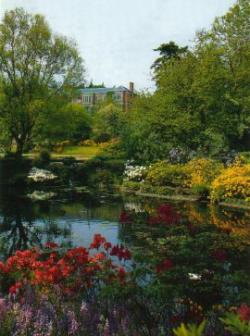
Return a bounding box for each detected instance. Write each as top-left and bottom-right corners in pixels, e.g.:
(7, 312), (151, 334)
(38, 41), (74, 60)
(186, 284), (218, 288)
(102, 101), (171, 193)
(0, 185), (250, 314)
(0, 190), (249, 256)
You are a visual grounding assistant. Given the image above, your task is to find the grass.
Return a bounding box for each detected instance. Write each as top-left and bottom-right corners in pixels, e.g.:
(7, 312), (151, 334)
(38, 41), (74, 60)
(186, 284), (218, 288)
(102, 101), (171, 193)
(51, 145), (101, 160)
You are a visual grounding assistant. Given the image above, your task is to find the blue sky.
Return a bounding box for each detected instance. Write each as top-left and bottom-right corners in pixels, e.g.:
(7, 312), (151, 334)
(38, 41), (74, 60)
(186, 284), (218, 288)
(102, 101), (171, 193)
(0, 0), (236, 90)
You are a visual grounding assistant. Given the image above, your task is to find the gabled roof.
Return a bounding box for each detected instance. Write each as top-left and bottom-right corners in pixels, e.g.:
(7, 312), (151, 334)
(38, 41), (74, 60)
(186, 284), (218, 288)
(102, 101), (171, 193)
(79, 86), (131, 94)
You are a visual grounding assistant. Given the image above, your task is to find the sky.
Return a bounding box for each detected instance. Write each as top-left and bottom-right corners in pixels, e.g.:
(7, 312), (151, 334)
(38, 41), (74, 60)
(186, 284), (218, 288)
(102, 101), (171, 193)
(0, 0), (236, 91)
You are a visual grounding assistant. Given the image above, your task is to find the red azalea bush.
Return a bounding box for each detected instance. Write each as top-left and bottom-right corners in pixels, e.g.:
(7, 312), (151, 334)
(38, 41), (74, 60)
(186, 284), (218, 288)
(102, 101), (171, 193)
(0, 234), (132, 296)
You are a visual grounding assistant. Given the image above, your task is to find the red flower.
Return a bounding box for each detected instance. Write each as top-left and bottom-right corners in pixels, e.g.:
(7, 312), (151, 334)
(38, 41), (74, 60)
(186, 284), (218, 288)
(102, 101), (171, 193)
(110, 245), (131, 261)
(212, 249), (227, 262)
(9, 281), (22, 295)
(119, 211), (132, 224)
(104, 242), (112, 250)
(45, 242), (59, 249)
(90, 234), (106, 249)
(0, 261), (6, 273)
(237, 304), (250, 322)
(156, 259), (173, 273)
(118, 267), (126, 282)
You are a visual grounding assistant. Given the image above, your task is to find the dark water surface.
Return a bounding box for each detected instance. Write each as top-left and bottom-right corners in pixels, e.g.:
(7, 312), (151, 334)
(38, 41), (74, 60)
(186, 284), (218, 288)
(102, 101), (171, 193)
(0, 188), (249, 257)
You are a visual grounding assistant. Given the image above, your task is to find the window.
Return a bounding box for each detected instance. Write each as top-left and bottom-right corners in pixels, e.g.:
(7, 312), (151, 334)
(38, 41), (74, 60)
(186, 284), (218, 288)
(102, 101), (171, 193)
(83, 95), (91, 103)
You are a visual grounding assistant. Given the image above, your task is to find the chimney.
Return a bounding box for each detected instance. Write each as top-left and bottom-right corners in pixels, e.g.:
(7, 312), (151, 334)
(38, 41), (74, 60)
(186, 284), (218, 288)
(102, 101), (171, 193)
(129, 82), (134, 93)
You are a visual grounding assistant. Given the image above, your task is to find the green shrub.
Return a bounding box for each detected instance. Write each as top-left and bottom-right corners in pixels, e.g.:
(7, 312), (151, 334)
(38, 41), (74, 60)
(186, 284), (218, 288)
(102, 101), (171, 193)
(33, 149), (51, 168)
(191, 184), (210, 199)
(122, 180), (141, 192)
(221, 313), (250, 336)
(173, 321), (206, 336)
(145, 161), (187, 187)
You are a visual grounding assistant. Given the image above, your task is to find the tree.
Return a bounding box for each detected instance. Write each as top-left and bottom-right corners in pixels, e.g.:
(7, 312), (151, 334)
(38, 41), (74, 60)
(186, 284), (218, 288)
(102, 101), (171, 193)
(36, 103), (91, 146)
(121, 0), (250, 162)
(151, 41), (188, 82)
(0, 8), (84, 155)
(92, 101), (124, 143)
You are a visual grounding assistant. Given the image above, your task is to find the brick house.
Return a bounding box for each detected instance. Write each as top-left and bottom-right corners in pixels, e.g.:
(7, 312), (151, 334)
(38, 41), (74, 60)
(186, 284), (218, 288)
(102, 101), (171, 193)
(76, 82), (134, 112)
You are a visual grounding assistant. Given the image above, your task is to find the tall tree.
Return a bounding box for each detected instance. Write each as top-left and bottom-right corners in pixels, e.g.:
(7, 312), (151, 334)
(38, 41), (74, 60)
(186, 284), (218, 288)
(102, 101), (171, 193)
(151, 41), (188, 82)
(0, 8), (85, 155)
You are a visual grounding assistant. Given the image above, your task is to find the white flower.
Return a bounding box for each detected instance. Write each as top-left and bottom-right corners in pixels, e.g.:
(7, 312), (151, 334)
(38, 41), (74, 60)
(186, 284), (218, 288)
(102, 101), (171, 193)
(123, 161), (147, 182)
(28, 167), (57, 182)
(188, 273), (202, 281)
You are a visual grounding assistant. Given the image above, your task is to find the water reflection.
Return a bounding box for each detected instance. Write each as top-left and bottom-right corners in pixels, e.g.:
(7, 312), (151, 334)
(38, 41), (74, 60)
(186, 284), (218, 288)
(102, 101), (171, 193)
(0, 191), (250, 257)
(0, 191), (73, 257)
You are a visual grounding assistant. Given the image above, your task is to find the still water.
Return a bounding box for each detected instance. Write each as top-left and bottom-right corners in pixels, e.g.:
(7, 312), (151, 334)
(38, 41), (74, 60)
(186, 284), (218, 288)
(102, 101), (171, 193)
(0, 188), (249, 257)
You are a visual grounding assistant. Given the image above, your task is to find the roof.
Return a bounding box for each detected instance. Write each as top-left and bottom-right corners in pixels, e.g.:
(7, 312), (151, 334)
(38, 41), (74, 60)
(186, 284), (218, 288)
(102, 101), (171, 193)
(79, 86), (131, 94)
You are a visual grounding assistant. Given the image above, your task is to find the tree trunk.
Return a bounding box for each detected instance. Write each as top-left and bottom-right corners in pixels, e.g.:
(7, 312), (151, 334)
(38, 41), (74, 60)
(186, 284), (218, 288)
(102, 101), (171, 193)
(15, 138), (25, 156)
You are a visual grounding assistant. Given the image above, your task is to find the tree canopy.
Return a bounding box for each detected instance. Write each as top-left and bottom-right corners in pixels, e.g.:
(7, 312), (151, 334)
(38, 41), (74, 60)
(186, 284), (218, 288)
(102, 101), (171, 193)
(120, 0), (250, 162)
(0, 8), (85, 154)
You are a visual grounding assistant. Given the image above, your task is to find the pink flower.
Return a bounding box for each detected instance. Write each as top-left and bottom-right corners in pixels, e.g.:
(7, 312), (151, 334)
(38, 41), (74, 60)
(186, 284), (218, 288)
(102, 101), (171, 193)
(237, 304), (250, 322)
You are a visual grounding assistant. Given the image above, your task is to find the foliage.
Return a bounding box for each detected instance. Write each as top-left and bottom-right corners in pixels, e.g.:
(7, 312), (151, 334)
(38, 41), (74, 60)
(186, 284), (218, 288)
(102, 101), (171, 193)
(0, 200), (249, 334)
(92, 102), (125, 143)
(173, 321), (206, 336)
(221, 311), (250, 335)
(151, 41), (188, 83)
(33, 149), (51, 168)
(184, 158), (223, 188)
(145, 161), (187, 187)
(0, 8), (84, 155)
(211, 163), (250, 203)
(168, 147), (196, 164)
(36, 103), (91, 146)
(190, 184), (210, 199)
(120, 0), (250, 162)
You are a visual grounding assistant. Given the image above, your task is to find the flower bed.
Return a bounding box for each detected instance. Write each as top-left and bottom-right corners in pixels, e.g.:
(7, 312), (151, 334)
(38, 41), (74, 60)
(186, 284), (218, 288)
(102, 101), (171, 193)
(0, 204), (249, 335)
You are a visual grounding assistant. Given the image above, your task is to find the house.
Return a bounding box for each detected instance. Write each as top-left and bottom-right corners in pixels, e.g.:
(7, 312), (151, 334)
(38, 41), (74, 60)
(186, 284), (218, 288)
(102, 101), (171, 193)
(76, 82), (134, 112)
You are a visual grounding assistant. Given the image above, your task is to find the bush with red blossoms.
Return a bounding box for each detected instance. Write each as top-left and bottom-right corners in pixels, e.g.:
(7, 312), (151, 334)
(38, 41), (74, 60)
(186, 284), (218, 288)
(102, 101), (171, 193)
(237, 303), (250, 322)
(0, 234), (132, 296)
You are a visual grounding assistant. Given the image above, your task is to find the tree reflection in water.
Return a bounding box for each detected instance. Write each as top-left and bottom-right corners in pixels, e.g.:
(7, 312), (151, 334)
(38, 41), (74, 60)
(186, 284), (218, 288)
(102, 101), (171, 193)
(0, 190), (72, 258)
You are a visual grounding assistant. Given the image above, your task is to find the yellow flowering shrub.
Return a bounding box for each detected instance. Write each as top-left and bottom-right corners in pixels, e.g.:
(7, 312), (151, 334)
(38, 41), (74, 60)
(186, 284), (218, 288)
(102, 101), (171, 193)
(184, 158), (223, 188)
(211, 164), (250, 203)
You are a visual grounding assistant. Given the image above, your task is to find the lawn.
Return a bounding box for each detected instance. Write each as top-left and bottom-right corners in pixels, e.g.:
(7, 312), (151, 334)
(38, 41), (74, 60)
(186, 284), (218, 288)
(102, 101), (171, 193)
(51, 145), (101, 160)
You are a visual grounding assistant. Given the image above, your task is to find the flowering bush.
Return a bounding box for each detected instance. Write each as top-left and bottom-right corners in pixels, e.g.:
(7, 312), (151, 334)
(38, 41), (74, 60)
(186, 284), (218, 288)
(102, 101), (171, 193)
(184, 158), (223, 188)
(211, 164), (250, 203)
(0, 234), (131, 297)
(123, 161), (147, 182)
(145, 161), (187, 187)
(0, 202), (249, 335)
(28, 167), (57, 182)
(168, 147), (196, 164)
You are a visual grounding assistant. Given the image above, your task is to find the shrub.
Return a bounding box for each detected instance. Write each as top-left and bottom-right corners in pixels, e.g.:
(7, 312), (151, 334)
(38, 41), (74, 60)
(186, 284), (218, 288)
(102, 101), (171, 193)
(185, 158), (223, 188)
(191, 184), (210, 199)
(211, 164), (250, 203)
(123, 161), (147, 182)
(32, 150), (51, 168)
(168, 147), (196, 164)
(79, 139), (97, 146)
(145, 161), (187, 187)
(122, 180), (141, 192)
(53, 140), (71, 153)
